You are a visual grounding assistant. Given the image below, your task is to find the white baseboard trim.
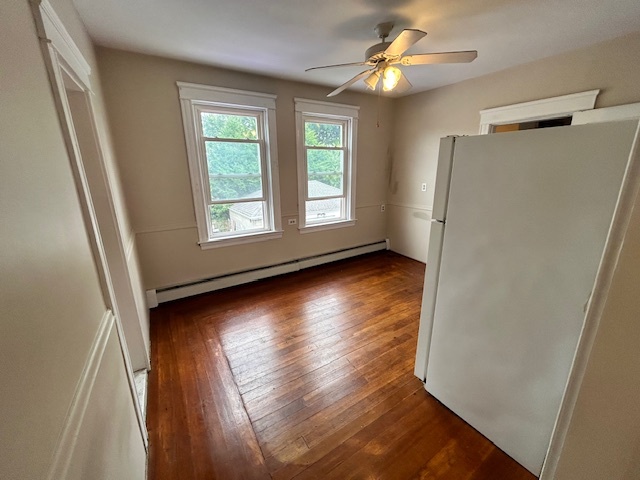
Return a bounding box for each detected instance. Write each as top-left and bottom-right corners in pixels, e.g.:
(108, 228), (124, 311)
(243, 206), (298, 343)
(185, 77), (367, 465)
(46, 310), (114, 480)
(145, 289), (158, 309)
(155, 240), (388, 304)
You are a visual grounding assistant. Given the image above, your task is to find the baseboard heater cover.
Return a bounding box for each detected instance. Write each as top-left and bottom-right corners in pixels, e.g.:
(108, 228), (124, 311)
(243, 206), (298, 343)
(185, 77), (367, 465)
(153, 240), (388, 304)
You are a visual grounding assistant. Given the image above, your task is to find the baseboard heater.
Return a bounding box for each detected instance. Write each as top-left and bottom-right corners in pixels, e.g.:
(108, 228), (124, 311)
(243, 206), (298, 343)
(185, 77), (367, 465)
(150, 239), (389, 305)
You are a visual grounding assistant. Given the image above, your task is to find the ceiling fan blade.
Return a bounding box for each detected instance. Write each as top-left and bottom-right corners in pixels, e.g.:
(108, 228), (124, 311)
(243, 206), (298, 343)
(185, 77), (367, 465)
(384, 29), (427, 57)
(393, 73), (413, 95)
(306, 61), (369, 72)
(327, 69), (373, 97)
(398, 50), (478, 66)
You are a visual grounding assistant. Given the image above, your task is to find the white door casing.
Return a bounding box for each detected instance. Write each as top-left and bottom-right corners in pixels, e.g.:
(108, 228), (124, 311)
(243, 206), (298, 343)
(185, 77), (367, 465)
(479, 90), (600, 134)
(32, 0), (148, 449)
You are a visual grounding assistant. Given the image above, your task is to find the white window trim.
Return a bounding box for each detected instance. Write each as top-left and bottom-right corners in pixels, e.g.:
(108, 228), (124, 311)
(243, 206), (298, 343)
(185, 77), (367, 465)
(178, 82), (283, 248)
(294, 98), (359, 232)
(479, 90), (600, 134)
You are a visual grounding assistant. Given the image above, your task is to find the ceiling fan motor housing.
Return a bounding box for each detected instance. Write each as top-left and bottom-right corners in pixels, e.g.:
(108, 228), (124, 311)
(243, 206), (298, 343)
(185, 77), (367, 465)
(365, 42), (392, 62)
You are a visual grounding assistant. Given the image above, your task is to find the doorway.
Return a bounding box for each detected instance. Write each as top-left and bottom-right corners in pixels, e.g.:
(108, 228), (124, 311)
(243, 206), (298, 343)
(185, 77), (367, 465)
(493, 116), (572, 133)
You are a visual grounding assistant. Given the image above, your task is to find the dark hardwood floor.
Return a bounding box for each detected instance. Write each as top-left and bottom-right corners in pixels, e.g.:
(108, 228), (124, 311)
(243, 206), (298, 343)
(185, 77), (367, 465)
(147, 251), (536, 480)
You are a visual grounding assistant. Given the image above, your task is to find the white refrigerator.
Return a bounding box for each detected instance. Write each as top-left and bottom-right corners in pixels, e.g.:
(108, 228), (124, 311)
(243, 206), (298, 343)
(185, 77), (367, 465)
(414, 120), (639, 476)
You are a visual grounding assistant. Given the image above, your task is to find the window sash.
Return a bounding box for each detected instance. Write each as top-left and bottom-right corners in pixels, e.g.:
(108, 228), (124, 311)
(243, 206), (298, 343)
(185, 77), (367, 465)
(303, 117), (348, 223)
(195, 105), (272, 237)
(303, 116), (348, 205)
(208, 201), (267, 239)
(199, 107), (262, 141)
(305, 198), (346, 225)
(203, 136), (265, 203)
(303, 117), (346, 148)
(303, 145), (347, 203)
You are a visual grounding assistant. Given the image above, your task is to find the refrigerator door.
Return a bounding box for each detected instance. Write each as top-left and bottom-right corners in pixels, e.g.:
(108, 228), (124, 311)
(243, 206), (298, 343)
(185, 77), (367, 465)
(414, 220), (445, 380)
(431, 136), (457, 221)
(425, 120), (639, 475)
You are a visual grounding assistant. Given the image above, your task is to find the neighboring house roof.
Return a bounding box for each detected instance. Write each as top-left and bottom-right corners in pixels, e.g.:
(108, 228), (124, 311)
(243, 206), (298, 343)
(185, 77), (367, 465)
(229, 181), (341, 220)
(305, 181), (341, 214)
(306, 180), (341, 198)
(229, 197), (263, 220)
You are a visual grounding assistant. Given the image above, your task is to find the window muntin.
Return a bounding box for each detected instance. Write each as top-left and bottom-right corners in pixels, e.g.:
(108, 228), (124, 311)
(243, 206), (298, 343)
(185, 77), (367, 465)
(179, 83), (281, 247)
(295, 101), (358, 231)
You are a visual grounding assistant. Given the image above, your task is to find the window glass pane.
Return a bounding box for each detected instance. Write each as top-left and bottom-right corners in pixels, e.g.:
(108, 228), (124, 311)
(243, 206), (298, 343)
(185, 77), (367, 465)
(201, 112), (258, 140)
(210, 176), (263, 201)
(305, 121), (342, 147)
(206, 141), (263, 200)
(307, 149), (343, 197)
(305, 198), (344, 224)
(210, 202), (265, 235)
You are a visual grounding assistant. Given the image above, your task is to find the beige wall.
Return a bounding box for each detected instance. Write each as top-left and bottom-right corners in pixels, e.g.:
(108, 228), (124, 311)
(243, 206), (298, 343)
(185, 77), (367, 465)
(0, 1), (145, 478)
(97, 48), (393, 290)
(390, 31), (640, 262)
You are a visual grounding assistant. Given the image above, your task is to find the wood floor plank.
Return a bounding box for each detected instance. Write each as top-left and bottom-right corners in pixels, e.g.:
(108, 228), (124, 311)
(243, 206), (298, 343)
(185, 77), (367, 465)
(147, 251), (536, 480)
(254, 346), (417, 455)
(290, 387), (440, 480)
(269, 377), (424, 480)
(225, 298), (416, 379)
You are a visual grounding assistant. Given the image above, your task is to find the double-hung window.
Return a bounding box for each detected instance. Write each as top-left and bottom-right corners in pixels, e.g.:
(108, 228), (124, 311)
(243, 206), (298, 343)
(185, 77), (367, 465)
(294, 98), (359, 232)
(178, 83), (282, 248)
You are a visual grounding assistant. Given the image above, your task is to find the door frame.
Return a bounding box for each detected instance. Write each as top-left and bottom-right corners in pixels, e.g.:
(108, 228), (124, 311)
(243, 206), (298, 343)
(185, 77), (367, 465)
(31, 0), (148, 448)
(572, 102), (640, 125)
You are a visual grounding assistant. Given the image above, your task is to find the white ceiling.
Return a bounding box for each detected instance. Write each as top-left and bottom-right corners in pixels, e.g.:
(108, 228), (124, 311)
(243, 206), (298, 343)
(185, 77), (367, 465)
(72, 0), (640, 97)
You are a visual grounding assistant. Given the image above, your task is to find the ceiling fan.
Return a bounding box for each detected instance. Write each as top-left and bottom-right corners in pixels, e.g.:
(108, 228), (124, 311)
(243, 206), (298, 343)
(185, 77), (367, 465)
(306, 22), (478, 97)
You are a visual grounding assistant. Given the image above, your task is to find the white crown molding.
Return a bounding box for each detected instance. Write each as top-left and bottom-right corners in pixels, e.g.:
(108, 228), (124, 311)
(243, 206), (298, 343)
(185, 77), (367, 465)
(479, 90), (600, 134)
(38, 0), (91, 89)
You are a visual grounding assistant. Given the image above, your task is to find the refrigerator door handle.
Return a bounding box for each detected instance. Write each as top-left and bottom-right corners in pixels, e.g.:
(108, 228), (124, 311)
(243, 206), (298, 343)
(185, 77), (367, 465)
(432, 219), (446, 225)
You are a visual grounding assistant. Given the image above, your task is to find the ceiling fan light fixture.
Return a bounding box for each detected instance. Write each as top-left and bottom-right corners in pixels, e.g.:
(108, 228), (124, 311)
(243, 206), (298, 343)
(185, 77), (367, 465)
(382, 66), (401, 91)
(310, 23), (477, 98)
(364, 70), (381, 90)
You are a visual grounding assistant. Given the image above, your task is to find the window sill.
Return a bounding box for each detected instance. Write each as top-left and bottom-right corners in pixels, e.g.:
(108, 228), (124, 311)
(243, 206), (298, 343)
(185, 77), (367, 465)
(299, 219), (356, 234)
(198, 230), (283, 249)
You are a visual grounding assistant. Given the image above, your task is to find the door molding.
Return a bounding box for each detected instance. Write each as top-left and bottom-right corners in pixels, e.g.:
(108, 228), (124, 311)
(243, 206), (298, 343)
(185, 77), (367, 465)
(572, 102), (640, 125)
(479, 90), (600, 134)
(31, 0), (148, 448)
